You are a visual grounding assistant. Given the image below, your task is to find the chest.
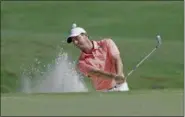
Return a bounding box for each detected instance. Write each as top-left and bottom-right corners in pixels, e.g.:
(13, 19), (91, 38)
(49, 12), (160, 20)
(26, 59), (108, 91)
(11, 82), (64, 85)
(85, 47), (109, 68)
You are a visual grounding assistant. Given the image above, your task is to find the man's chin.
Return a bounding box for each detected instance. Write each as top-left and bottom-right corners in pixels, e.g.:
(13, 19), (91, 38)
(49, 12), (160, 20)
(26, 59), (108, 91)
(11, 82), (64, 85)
(78, 46), (86, 50)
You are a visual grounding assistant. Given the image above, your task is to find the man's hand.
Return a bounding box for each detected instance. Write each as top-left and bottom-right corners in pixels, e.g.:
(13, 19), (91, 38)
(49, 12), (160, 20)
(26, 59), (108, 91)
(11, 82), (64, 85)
(114, 75), (125, 84)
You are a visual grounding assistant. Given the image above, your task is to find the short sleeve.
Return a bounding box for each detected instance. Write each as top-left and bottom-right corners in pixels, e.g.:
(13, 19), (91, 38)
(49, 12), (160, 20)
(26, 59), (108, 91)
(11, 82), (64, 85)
(106, 39), (120, 56)
(77, 60), (94, 77)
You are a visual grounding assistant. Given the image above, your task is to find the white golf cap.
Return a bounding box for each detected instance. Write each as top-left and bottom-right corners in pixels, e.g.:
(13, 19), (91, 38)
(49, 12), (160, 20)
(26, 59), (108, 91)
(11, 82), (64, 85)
(67, 23), (86, 43)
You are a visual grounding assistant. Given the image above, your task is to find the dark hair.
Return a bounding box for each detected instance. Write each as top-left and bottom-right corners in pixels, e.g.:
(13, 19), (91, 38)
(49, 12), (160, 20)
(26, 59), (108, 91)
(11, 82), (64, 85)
(81, 33), (89, 39)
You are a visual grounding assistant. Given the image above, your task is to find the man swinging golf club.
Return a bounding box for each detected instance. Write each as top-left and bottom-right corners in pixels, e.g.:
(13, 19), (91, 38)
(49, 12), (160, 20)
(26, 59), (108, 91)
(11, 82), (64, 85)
(67, 23), (129, 92)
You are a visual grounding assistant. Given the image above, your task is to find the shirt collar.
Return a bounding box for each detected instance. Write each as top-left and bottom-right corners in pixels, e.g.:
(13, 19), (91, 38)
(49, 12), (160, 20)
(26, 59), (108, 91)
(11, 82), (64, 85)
(80, 40), (99, 58)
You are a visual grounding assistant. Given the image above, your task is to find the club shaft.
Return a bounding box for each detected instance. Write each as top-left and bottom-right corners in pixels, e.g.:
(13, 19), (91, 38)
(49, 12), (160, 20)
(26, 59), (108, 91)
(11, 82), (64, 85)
(125, 47), (157, 79)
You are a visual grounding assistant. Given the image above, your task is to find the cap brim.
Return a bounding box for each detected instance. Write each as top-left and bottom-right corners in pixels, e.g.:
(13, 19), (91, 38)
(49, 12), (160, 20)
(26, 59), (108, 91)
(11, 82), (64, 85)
(67, 34), (79, 43)
(67, 37), (72, 43)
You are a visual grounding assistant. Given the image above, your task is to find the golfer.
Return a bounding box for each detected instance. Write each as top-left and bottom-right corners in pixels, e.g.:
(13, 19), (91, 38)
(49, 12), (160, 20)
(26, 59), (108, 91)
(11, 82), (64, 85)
(67, 23), (129, 92)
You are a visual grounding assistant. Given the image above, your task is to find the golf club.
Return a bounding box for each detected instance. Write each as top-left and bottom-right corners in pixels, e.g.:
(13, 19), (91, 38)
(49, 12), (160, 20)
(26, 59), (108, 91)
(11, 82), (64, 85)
(125, 35), (162, 80)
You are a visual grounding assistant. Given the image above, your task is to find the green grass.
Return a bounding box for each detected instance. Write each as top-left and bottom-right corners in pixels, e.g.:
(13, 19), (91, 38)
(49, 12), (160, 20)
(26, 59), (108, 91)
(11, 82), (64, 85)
(1, 1), (184, 92)
(1, 89), (183, 116)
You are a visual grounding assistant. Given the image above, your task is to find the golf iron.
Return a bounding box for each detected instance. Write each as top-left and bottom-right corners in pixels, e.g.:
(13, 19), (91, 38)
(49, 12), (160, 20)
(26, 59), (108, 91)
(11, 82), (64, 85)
(125, 35), (162, 80)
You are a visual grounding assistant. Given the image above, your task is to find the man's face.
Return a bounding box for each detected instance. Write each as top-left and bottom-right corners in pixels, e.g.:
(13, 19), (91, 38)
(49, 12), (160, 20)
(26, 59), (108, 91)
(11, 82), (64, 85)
(71, 34), (88, 50)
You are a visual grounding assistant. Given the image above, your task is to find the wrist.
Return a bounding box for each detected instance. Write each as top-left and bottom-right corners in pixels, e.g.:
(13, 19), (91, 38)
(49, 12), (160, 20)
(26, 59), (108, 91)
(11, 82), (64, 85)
(114, 75), (124, 81)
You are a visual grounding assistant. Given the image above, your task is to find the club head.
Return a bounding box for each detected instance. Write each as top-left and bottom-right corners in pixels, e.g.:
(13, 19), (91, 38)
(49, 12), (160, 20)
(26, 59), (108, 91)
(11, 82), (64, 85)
(156, 35), (162, 47)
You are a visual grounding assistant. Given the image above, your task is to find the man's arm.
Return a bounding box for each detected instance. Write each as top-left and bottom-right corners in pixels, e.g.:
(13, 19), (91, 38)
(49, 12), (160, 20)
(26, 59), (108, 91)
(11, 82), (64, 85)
(77, 60), (123, 81)
(88, 69), (124, 81)
(113, 54), (124, 77)
(106, 39), (125, 82)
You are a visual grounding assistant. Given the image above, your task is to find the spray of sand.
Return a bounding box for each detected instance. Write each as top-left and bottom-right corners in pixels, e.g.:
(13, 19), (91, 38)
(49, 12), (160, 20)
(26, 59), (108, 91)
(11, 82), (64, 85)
(20, 48), (88, 93)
